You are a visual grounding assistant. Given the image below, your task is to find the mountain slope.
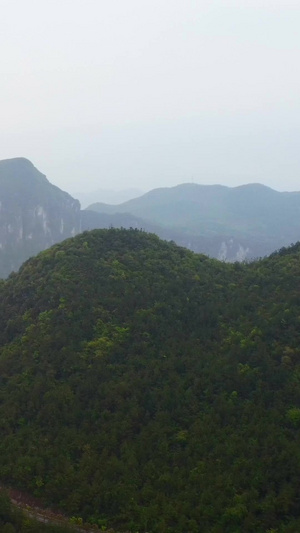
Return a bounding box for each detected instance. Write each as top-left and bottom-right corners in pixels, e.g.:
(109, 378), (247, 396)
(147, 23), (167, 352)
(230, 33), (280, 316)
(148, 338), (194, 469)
(81, 208), (266, 262)
(87, 183), (300, 260)
(1, 229), (300, 531)
(0, 158), (81, 278)
(73, 187), (144, 209)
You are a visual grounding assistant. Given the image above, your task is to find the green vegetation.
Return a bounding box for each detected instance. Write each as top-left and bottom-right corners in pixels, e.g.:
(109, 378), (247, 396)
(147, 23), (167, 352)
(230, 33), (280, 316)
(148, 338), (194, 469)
(1, 228), (300, 531)
(0, 491), (74, 532)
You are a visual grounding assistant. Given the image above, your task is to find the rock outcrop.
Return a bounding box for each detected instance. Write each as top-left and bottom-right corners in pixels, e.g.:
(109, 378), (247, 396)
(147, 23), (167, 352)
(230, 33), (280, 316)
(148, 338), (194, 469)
(0, 158), (81, 278)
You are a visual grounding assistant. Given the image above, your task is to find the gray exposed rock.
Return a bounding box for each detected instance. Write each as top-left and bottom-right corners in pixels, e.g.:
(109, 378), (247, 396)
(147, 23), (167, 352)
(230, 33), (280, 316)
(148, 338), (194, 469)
(0, 158), (81, 278)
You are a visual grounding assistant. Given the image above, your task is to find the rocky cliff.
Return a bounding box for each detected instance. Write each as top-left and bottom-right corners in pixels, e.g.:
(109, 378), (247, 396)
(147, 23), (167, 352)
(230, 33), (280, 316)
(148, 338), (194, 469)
(0, 158), (81, 278)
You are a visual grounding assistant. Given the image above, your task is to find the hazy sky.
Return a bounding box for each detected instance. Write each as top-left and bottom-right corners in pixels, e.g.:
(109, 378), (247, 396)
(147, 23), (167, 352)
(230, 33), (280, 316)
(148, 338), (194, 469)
(1, 0), (300, 193)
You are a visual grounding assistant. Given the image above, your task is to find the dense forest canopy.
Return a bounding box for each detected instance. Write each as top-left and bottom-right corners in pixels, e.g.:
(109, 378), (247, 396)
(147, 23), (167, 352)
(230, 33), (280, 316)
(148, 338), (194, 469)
(1, 228), (300, 532)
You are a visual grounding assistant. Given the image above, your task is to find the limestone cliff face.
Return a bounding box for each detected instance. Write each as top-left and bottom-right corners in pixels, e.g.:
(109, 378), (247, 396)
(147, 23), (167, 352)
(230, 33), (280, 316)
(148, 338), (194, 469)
(0, 158), (81, 278)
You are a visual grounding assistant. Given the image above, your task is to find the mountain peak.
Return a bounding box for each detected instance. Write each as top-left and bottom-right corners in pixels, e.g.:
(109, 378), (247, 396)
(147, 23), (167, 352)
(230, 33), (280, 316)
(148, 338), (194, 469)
(0, 156), (34, 165)
(0, 157), (48, 186)
(0, 157), (38, 172)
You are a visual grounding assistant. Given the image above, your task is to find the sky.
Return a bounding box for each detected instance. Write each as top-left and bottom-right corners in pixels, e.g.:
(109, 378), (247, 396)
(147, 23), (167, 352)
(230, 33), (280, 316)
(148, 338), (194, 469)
(1, 0), (300, 194)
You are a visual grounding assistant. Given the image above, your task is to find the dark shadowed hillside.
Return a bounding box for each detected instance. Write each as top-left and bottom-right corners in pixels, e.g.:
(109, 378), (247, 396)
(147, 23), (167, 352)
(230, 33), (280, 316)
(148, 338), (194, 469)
(1, 228), (300, 532)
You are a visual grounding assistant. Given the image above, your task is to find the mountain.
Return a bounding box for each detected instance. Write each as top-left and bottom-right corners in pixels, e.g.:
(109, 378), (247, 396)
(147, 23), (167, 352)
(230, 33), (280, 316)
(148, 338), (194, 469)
(1, 228), (300, 532)
(87, 182), (300, 260)
(0, 158), (81, 278)
(1, 158), (300, 279)
(73, 187), (144, 209)
(81, 208), (155, 233)
(81, 209), (266, 262)
(0, 157), (252, 278)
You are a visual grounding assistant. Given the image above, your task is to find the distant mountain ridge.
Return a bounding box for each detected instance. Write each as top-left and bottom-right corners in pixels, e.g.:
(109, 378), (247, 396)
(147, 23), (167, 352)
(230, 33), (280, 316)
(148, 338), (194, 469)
(86, 182), (300, 260)
(73, 187), (144, 209)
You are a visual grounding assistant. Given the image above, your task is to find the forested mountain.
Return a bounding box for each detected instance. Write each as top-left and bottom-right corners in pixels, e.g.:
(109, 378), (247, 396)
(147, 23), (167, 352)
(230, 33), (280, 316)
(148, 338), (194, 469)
(0, 158), (80, 278)
(87, 182), (300, 261)
(1, 228), (300, 532)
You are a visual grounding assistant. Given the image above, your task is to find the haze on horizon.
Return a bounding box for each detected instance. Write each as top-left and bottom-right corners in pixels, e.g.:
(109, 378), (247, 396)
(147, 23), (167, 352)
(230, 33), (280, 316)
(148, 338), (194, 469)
(1, 0), (300, 194)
